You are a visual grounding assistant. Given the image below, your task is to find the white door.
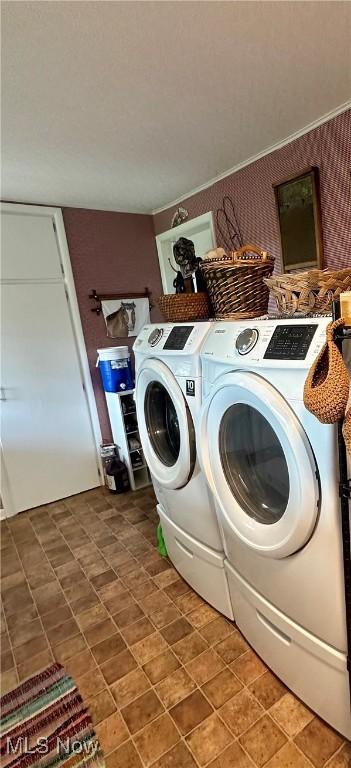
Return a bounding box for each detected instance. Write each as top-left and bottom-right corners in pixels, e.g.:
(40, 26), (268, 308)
(199, 371), (319, 558)
(136, 359), (195, 489)
(1, 208), (101, 514)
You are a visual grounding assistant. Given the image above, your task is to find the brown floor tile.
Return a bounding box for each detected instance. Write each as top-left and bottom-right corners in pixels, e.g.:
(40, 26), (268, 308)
(1, 650), (14, 672)
(176, 592), (204, 614)
(270, 692), (314, 737)
(207, 741), (253, 768)
(64, 578), (93, 603)
(202, 667), (243, 708)
(95, 711), (128, 755)
(87, 688), (116, 725)
(130, 580), (158, 600)
(105, 740), (142, 768)
(173, 632), (208, 664)
(186, 713), (233, 766)
(91, 633), (126, 664)
(186, 648), (224, 686)
(91, 569), (117, 590)
(200, 617), (234, 646)
(1, 633), (10, 653)
(265, 741), (313, 767)
(132, 632), (168, 665)
(75, 667), (106, 699)
(153, 569), (180, 590)
(151, 741), (197, 768)
(47, 617), (80, 646)
(2, 584), (34, 617)
(231, 648), (267, 685)
(52, 633), (86, 663)
(17, 648), (53, 681)
(0, 668), (18, 694)
(149, 605), (181, 629)
(239, 714), (287, 767)
(164, 578), (190, 601)
(41, 604), (73, 631)
(111, 667), (151, 708)
(134, 713), (179, 767)
(113, 602), (144, 628)
(9, 617), (42, 648)
(13, 634), (48, 665)
(160, 617), (193, 645)
(188, 604), (219, 629)
(77, 603), (109, 630)
(249, 670), (287, 709)
(98, 580), (126, 602)
(215, 631), (249, 664)
(220, 689), (264, 737)
(70, 591), (99, 616)
(142, 649), (180, 684)
(142, 591), (172, 616)
(155, 666), (197, 709)
(294, 717), (343, 767)
(64, 648), (96, 678)
(103, 591), (135, 616)
(84, 618), (116, 647)
(121, 617), (155, 646)
(101, 648), (137, 684)
(121, 689), (164, 734)
(169, 689), (213, 735)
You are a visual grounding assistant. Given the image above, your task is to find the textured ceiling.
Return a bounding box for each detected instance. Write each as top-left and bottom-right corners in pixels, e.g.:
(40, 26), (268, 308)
(2, 1), (351, 213)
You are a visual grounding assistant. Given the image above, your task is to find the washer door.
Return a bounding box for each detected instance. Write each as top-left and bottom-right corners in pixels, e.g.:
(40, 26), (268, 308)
(136, 359), (195, 490)
(199, 371), (319, 558)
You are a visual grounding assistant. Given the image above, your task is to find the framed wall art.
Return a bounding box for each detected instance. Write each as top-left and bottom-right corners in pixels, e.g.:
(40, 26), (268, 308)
(273, 166), (323, 271)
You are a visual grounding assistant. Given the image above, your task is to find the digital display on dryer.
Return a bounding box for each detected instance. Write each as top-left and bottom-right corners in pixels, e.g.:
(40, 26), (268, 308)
(264, 324), (317, 360)
(164, 326), (194, 350)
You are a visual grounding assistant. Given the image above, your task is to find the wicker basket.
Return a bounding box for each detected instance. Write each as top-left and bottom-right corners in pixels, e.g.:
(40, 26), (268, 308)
(264, 267), (351, 316)
(200, 244), (274, 319)
(158, 292), (211, 322)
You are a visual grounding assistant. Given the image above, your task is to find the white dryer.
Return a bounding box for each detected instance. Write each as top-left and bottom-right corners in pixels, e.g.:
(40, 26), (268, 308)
(134, 322), (233, 618)
(199, 317), (350, 738)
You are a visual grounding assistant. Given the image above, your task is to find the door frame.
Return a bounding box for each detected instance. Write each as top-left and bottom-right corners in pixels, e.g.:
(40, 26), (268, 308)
(1, 203), (103, 518)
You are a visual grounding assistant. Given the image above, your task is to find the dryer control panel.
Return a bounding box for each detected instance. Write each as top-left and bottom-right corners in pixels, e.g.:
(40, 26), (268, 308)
(263, 324), (317, 360)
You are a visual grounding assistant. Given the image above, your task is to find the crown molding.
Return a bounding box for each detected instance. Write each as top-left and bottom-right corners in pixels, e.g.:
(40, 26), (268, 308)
(151, 101), (351, 216)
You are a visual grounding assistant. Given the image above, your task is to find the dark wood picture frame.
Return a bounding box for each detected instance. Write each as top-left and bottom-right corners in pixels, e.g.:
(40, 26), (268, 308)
(273, 166), (323, 271)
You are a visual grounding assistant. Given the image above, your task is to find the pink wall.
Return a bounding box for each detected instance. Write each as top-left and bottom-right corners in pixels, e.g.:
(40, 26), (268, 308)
(154, 110), (351, 272)
(63, 208), (162, 441)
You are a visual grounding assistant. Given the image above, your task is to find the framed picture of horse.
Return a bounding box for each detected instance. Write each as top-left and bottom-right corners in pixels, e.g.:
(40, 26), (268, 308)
(101, 296), (150, 338)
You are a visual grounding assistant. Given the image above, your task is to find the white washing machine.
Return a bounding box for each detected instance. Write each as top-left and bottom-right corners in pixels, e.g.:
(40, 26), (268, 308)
(199, 317), (350, 738)
(134, 322), (233, 618)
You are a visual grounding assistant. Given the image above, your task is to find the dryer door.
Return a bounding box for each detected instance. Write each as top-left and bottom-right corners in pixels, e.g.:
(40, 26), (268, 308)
(136, 359), (195, 490)
(199, 371), (319, 558)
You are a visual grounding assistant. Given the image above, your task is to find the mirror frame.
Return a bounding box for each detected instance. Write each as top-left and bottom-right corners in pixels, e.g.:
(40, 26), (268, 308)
(273, 166), (324, 272)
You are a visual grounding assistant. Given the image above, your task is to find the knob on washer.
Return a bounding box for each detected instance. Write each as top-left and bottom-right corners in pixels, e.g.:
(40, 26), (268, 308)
(236, 328), (259, 355)
(148, 328), (163, 346)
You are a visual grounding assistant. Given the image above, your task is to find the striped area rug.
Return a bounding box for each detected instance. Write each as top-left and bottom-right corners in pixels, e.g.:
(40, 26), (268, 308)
(0, 663), (105, 768)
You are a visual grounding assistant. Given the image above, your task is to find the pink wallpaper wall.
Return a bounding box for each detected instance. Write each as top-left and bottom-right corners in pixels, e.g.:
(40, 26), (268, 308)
(153, 110), (351, 272)
(63, 208), (162, 441)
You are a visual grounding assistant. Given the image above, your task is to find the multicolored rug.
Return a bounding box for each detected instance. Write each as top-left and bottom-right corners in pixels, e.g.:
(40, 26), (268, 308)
(0, 663), (105, 768)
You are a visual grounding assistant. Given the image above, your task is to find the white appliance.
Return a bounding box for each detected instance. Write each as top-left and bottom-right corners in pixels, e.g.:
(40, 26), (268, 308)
(199, 317), (350, 739)
(134, 322), (233, 618)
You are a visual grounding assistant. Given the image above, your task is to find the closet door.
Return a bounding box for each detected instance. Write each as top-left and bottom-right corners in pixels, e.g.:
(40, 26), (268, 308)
(1, 208), (100, 514)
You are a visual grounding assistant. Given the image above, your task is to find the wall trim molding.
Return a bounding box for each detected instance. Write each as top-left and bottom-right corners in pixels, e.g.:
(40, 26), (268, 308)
(152, 101), (351, 216)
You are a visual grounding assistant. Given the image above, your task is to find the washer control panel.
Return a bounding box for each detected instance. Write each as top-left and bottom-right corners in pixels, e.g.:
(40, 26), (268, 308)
(264, 324), (317, 360)
(236, 328), (259, 355)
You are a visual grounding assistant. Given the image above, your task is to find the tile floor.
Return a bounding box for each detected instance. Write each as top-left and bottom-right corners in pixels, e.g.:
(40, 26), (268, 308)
(1, 486), (350, 768)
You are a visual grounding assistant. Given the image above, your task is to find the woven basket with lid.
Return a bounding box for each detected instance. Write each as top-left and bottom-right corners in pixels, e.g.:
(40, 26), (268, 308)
(158, 292), (211, 322)
(200, 244), (274, 319)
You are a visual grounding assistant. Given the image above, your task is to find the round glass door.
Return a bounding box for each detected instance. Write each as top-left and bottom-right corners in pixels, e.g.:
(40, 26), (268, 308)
(145, 381), (180, 467)
(199, 371), (319, 557)
(136, 358), (196, 490)
(219, 404), (290, 525)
